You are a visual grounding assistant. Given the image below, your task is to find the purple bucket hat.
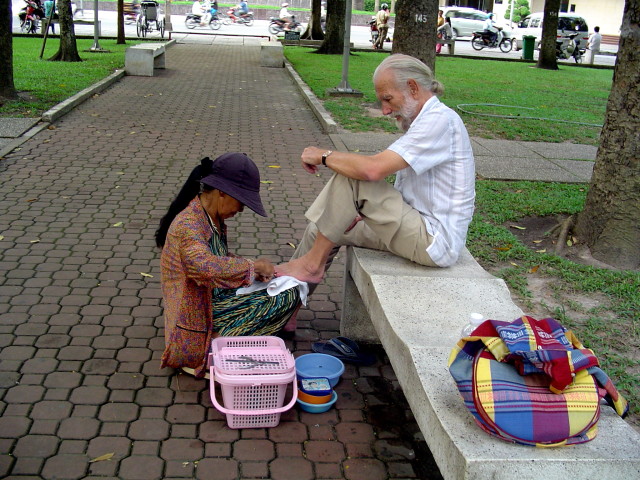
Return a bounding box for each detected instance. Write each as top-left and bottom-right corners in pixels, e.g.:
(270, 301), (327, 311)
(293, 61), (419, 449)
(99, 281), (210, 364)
(201, 152), (267, 217)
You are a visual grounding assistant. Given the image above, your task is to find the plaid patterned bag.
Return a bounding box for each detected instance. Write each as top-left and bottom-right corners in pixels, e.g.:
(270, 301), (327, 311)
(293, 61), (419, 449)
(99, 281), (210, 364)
(448, 316), (629, 447)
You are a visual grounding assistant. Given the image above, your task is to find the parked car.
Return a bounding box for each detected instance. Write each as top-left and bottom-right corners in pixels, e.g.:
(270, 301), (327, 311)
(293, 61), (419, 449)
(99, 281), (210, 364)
(512, 12), (589, 51)
(441, 7), (490, 38)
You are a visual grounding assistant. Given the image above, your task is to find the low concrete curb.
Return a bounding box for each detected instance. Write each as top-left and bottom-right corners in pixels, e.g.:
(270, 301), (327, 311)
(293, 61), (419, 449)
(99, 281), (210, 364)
(41, 39), (177, 123)
(284, 59), (338, 134)
(41, 69), (126, 123)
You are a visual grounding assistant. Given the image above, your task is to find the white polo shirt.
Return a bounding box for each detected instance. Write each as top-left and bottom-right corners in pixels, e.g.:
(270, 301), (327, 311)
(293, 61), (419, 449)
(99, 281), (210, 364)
(388, 96), (476, 267)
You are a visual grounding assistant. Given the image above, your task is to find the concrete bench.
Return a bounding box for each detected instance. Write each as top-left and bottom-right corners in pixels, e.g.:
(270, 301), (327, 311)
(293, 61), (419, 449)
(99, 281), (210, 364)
(260, 40), (284, 68)
(125, 43), (166, 77)
(341, 246), (640, 479)
(436, 38), (455, 54)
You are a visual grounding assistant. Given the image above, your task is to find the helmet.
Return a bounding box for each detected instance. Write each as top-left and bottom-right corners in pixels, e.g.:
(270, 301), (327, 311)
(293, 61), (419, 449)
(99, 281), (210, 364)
(381, 3), (388, 9)
(281, 2), (288, 6)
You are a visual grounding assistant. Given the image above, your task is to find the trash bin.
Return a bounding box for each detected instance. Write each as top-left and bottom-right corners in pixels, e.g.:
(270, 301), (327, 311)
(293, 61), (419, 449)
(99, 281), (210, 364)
(522, 35), (536, 60)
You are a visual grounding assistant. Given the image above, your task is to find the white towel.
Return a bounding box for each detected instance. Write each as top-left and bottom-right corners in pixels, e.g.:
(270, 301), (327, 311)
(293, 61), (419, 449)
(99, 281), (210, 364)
(236, 275), (309, 306)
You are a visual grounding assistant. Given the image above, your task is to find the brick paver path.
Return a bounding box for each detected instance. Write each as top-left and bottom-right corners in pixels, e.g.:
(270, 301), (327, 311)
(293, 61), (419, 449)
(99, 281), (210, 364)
(0, 39), (442, 479)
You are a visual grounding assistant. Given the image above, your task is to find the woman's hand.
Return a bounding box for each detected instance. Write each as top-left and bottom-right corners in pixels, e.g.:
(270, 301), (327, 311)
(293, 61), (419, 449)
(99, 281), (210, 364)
(254, 258), (275, 282)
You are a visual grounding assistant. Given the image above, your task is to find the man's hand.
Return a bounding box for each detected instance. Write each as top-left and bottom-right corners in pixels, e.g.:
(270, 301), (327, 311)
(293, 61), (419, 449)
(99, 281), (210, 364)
(253, 258), (275, 282)
(344, 215), (362, 233)
(301, 146), (325, 174)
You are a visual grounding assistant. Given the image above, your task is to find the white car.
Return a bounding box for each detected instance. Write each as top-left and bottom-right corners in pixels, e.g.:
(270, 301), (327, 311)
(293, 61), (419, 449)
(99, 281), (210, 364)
(512, 12), (589, 51)
(441, 7), (489, 38)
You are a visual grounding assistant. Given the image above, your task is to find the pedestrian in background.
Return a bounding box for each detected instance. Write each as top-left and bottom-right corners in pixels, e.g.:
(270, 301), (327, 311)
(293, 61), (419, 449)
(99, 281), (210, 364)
(374, 3), (390, 50)
(43, 0), (56, 33)
(587, 26), (602, 64)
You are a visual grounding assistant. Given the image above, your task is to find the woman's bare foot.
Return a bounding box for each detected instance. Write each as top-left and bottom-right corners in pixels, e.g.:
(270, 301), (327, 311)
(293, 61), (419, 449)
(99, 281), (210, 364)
(275, 258), (324, 284)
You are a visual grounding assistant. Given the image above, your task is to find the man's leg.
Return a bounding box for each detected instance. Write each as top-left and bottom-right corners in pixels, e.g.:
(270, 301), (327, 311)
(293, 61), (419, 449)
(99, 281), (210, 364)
(277, 173), (436, 283)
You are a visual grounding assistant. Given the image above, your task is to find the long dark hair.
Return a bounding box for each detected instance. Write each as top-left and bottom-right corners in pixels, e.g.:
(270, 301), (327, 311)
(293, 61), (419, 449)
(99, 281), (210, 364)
(155, 157), (213, 248)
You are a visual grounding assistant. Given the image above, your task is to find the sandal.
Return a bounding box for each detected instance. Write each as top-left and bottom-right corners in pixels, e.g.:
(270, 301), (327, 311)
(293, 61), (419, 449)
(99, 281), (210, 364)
(312, 337), (376, 366)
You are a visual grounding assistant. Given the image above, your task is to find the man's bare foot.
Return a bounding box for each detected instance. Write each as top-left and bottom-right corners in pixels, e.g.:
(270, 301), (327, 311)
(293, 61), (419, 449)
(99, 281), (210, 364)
(275, 258), (324, 284)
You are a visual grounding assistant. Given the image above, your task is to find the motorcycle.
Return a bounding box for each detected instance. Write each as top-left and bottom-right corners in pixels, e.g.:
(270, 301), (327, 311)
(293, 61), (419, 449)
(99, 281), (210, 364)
(369, 16), (378, 46)
(471, 28), (513, 53)
(185, 12), (221, 30)
(19, 0), (44, 34)
(268, 15), (302, 35)
(556, 32), (583, 63)
(220, 9), (254, 26)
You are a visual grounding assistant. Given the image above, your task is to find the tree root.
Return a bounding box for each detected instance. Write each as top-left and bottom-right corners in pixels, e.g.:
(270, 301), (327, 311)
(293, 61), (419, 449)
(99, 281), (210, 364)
(553, 215), (576, 255)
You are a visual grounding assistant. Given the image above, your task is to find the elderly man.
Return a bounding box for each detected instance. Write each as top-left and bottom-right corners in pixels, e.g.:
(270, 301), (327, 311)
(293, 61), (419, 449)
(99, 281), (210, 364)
(277, 54), (475, 289)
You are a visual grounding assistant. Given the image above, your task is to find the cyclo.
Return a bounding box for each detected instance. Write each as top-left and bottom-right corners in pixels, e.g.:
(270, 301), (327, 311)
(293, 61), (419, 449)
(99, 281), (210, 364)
(136, 0), (165, 38)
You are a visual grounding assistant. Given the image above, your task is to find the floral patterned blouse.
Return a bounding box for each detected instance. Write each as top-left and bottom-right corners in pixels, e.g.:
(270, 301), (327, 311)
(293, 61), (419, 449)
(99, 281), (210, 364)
(160, 197), (255, 374)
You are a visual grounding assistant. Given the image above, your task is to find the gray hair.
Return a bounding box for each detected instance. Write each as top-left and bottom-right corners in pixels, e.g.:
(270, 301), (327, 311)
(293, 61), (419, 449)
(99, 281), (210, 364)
(373, 54), (444, 96)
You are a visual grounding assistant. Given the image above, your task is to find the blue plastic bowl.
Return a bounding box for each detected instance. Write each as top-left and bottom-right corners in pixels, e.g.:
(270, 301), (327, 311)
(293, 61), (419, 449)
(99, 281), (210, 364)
(295, 353), (345, 387)
(296, 390), (338, 413)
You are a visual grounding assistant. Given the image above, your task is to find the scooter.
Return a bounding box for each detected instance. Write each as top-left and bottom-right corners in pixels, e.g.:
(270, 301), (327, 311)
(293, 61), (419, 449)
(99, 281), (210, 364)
(268, 15), (302, 34)
(19, 0), (43, 34)
(185, 11), (221, 30)
(369, 16), (378, 46)
(221, 9), (254, 26)
(556, 32), (583, 63)
(471, 28), (513, 53)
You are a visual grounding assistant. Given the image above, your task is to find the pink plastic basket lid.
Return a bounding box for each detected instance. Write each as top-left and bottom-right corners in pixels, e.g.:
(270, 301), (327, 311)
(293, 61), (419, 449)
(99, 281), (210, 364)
(210, 336), (295, 376)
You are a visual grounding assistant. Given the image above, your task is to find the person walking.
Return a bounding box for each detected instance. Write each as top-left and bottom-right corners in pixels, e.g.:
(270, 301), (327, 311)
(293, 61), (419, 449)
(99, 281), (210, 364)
(374, 3), (390, 50)
(43, 0), (56, 33)
(587, 26), (602, 64)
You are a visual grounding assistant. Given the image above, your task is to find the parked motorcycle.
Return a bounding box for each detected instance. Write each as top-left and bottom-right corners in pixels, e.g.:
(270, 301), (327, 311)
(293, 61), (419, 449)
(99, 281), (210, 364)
(185, 12), (221, 30)
(556, 32), (583, 63)
(268, 15), (302, 34)
(220, 9), (254, 26)
(19, 0), (43, 34)
(471, 28), (513, 53)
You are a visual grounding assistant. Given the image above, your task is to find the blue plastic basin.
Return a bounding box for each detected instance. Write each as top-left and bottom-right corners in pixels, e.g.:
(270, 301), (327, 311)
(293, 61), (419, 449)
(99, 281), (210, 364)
(295, 353), (345, 387)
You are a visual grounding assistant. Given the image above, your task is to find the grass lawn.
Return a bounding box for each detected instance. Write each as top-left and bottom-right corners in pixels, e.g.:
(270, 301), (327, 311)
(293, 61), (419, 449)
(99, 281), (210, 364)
(285, 47), (638, 424)
(2, 37), (137, 117)
(284, 47), (612, 145)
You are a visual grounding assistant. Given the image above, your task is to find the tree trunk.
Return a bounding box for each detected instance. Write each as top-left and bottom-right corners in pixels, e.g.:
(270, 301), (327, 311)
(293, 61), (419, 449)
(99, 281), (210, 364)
(117, 0), (126, 44)
(49, 0), (82, 62)
(301, 0), (325, 40)
(536, 0), (559, 70)
(391, 0), (438, 71)
(575, 0), (640, 270)
(316, 0), (345, 54)
(0, 0), (19, 101)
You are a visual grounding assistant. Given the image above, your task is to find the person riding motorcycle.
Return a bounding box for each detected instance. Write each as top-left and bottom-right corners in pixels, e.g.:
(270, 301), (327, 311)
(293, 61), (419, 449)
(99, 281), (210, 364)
(229, 0), (248, 20)
(483, 13), (500, 46)
(279, 2), (292, 30)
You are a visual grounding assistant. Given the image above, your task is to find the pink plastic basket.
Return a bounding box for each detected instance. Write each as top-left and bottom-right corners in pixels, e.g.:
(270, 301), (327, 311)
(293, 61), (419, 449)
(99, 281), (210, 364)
(209, 336), (297, 429)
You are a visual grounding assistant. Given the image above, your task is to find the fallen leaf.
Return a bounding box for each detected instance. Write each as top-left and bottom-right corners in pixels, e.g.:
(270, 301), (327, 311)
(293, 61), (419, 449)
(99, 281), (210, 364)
(47, 125), (56, 130)
(532, 240), (543, 244)
(30, 239), (40, 243)
(494, 245), (512, 251)
(509, 225), (526, 230)
(510, 262), (519, 267)
(268, 165), (280, 168)
(530, 265), (540, 273)
(287, 242), (296, 248)
(89, 453), (114, 463)
(0, 235), (4, 241)
(567, 239), (573, 247)
(112, 222), (123, 227)
(260, 180), (273, 184)
(140, 272), (153, 278)
(129, 131), (136, 135)
(535, 249), (546, 253)
(26, 198), (37, 202)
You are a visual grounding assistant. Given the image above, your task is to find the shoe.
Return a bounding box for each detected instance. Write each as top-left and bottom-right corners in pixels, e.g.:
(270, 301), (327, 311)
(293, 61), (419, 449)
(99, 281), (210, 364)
(312, 337), (376, 366)
(181, 366), (210, 380)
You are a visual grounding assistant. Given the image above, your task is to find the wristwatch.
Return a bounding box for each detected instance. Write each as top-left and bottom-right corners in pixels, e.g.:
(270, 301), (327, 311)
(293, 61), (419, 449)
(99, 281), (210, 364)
(321, 150), (333, 166)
